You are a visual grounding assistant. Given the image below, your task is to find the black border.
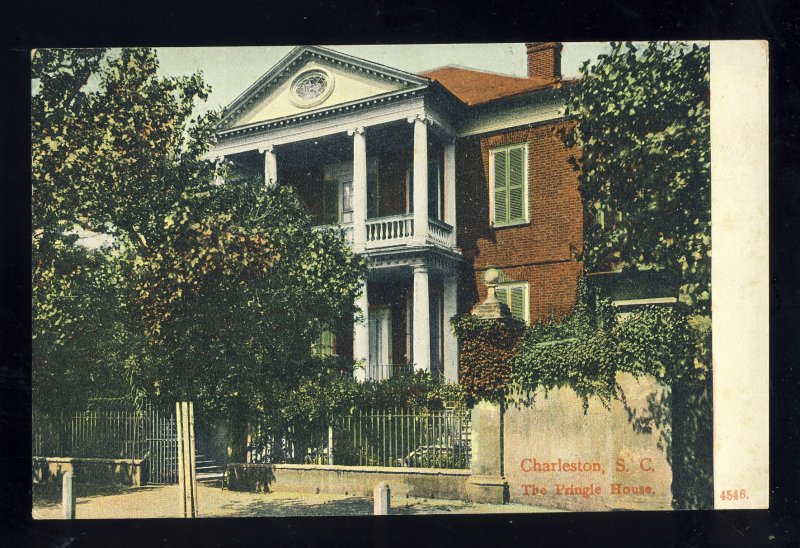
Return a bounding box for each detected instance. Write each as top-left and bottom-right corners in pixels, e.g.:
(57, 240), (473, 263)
(3, 1), (799, 546)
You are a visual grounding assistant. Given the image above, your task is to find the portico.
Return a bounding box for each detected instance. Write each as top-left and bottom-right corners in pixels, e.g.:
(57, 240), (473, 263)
(210, 45), (464, 382)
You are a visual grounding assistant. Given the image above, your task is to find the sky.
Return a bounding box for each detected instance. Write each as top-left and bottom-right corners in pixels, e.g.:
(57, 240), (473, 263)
(155, 43), (614, 114)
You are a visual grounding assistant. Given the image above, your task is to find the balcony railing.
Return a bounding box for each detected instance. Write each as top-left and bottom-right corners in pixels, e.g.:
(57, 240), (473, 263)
(365, 363), (415, 381)
(366, 213), (414, 247)
(314, 214), (454, 251)
(428, 218), (455, 248)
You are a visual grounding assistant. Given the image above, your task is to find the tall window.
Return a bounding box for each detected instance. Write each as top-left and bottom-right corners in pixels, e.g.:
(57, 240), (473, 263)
(490, 144), (528, 227)
(313, 330), (337, 357)
(495, 281), (529, 323)
(323, 162), (376, 224)
(324, 179), (352, 224)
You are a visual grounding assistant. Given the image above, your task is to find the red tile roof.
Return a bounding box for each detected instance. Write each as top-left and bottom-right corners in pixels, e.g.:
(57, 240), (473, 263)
(419, 66), (570, 106)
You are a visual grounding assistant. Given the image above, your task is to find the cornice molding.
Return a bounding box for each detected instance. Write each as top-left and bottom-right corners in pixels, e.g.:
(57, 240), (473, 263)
(220, 45), (432, 129)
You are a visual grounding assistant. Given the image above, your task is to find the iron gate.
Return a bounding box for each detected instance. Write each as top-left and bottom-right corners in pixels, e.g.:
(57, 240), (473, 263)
(145, 407), (179, 484)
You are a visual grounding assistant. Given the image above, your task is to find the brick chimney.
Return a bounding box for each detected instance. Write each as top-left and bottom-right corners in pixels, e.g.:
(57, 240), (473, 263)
(525, 42), (563, 81)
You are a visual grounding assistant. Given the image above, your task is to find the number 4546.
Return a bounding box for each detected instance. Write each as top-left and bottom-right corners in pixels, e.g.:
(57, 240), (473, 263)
(720, 489), (748, 501)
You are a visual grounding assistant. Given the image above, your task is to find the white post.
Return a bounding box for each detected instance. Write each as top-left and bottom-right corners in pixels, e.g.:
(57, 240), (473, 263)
(443, 273), (459, 383)
(259, 146), (277, 188)
(327, 425), (334, 465)
(353, 279), (369, 382)
(62, 470), (75, 519)
(410, 115), (429, 244)
(412, 264), (430, 372)
(213, 155), (225, 186)
(444, 139), (457, 245)
(349, 127), (367, 253)
(374, 482), (390, 515)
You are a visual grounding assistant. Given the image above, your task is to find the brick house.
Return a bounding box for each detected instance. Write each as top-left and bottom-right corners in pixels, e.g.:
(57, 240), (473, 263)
(210, 43), (584, 383)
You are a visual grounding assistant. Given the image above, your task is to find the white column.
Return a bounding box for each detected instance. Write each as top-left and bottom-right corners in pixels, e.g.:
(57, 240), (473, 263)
(349, 127), (367, 253)
(412, 264), (430, 372)
(353, 278), (369, 382)
(259, 146), (277, 188)
(409, 115), (429, 244)
(443, 273), (459, 383)
(213, 155), (225, 185)
(444, 139), (457, 245)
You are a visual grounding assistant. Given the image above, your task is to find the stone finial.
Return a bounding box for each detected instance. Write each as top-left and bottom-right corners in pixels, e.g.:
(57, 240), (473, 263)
(470, 267), (512, 319)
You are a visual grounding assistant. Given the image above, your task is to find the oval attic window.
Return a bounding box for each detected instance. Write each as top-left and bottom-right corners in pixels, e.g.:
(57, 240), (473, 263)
(290, 69), (334, 108)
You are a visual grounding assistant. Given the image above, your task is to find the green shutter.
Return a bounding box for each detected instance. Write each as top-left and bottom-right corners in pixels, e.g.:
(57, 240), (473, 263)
(509, 286), (526, 322)
(324, 179), (339, 224)
(314, 330), (336, 357)
(493, 150), (508, 225)
(508, 146), (525, 222)
(495, 287), (507, 309)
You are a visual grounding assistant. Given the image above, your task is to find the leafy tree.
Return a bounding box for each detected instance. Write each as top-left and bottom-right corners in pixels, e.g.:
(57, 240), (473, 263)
(31, 48), (366, 424)
(131, 181), (366, 420)
(564, 42), (710, 315)
(562, 43), (712, 508)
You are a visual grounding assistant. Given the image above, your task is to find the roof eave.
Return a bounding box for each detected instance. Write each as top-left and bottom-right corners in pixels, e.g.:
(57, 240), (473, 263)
(217, 84), (430, 140)
(220, 45), (433, 128)
(465, 80), (574, 107)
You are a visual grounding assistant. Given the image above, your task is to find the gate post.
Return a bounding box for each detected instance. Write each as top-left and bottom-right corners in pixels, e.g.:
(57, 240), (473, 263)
(176, 401), (199, 517)
(463, 267), (516, 504)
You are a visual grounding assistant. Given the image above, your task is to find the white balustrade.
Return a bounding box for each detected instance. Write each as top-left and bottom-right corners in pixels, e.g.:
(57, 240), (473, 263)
(314, 215), (455, 251)
(427, 218), (454, 248)
(365, 214), (414, 246)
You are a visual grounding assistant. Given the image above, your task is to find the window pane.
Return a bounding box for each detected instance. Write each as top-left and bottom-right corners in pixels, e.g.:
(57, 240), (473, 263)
(342, 181), (353, 223)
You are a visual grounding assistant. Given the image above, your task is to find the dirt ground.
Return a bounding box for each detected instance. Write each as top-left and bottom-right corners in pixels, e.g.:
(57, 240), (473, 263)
(32, 483), (560, 519)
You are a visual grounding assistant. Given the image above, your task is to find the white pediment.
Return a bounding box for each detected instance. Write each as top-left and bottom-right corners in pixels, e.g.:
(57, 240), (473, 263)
(223, 47), (430, 130)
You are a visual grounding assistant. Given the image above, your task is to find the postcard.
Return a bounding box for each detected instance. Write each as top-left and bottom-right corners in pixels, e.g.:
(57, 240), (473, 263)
(31, 40), (767, 518)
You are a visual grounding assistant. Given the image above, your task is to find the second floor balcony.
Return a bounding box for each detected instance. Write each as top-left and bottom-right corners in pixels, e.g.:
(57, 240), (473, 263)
(315, 213), (455, 251)
(222, 117), (459, 255)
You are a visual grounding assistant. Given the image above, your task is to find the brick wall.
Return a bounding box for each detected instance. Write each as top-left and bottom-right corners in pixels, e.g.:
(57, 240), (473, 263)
(456, 119), (583, 321)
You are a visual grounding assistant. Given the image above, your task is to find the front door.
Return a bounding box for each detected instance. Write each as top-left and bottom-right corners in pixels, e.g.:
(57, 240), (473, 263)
(368, 307), (392, 380)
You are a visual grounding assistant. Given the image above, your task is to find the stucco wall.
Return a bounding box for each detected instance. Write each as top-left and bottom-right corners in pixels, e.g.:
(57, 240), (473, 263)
(227, 463), (470, 501)
(504, 373), (672, 511)
(32, 457), (145, 487)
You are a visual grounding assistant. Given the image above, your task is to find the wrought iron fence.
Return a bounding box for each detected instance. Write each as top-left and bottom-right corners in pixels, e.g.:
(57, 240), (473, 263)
(32, 408), (149, 460)
(247, 407), (471, 469)
(32, 405), (179, 484)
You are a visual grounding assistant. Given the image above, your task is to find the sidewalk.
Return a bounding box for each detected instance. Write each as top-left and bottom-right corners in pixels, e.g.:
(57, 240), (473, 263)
(32, 484), (561, 519)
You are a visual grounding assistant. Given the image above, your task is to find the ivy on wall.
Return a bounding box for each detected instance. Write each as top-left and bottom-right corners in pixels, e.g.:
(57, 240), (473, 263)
(509, 280), (695, 410)
(450, 314), (526, 405)
(454, 277), (711, 508)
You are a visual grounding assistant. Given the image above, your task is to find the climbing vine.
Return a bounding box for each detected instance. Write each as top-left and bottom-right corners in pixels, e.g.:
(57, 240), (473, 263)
(450, 314), (526, 405)
(509, 279), (696, 411)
